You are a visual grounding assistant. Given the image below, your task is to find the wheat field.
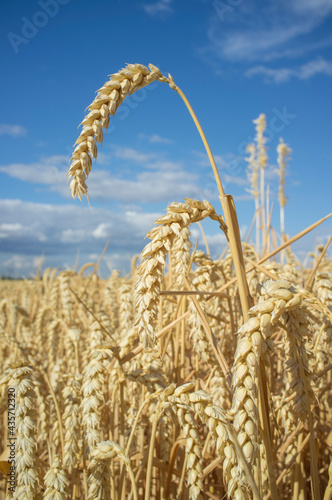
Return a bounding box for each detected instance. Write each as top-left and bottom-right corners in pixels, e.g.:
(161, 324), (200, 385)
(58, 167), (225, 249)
(0, 63), (331, 500)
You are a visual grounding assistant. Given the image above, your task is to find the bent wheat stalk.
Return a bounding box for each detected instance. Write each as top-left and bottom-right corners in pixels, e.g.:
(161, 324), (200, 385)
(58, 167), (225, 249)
(66, 62), (251, 322)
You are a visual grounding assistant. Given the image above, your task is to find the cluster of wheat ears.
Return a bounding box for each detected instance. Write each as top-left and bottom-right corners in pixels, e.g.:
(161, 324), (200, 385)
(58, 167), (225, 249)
(0, 63), (331, 500)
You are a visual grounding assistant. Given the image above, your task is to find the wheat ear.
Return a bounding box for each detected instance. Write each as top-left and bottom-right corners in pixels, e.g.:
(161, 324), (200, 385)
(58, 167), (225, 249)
(88, 441), (138, 500)
(43, 455), (70, 500)
(81, 345), (113, 460)
(66, 63), (168, 200)
(62, 374), (82, 473)
(135, 198), (225, 353)
(231, 278), (325, 497)
(9, 363), (42, 499)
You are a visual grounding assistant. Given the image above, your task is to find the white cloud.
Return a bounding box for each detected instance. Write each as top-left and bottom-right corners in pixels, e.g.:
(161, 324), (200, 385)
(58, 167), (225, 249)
(204, 0), (332, 63)
(256, 36), (332, 62)
(142, 0), (173, 16)
(246, 57), (332, 83)
(192, 151), (247, 186)
(0, 198), (162, 277)
(0, 196), (236, 277)
(92, 223), (112, 239)
(290, 0), (332, 15)
(0, 223), (24, 233)
(149, 134), (172, 144)
(1, 254), (46, 278)
(61, 229), (87, 244)
(0, 124), (27, 137)
(81, 168), (201, 203)
(2, 255), (31, 271)
(112, 146), (156, 163)
(139, 133), (173, 144)
(0, 155), (68, 188)
(96, 152), (112, 166)
(0, 149), (204, 203)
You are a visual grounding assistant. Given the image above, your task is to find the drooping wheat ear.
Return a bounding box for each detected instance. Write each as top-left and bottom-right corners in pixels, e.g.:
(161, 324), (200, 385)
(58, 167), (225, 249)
(230, 278), (322, 493)
(9, 363), (42, 499)
(170, 383), (253, 499)
(312, 273), (332, 378)
(230, 280), (304, 467)
(164, 383), (207, 500)
(49, 359), (65, 451)
(275, 392), (298, 483)
(171, 225), (192, 289)
(66, 63), (169, 200)
(58, 271), (74, 322)
(43, 455), (70, 500)
(118, 281), (134, 332)
(88, 441), (138, 500)
(103, 270), (120, 333)
(89, 320), (104, 351)
(81, 345), (113, 459)
(135, 198), (226, 353)
(313, 272), (332, 309)
(203, 403), (252, 499)
(49, 276), (60, 312)
(62, 374), (82, 473)
(34, 371), (49, 448)
(46, 319), (61, 371)
(127, 351), (168, 392)
(282, 311), (316, 420)
(34, 305), (51, 353)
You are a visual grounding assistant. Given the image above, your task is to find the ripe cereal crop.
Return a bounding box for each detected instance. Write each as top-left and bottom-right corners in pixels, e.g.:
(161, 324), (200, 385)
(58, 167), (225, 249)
(0, 63), (331, 500)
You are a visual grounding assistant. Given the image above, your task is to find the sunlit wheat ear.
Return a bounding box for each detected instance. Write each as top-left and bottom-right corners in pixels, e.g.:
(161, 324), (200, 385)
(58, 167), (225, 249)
(165, 384), (205, 500)
(9, 363), (42, 499)
(66, 63), (168, 200)
(118, 281), (134, 332)
(171, 226), (192, 290)
(88, 441), (137, 500)
(43, 455), (70, 500)
(62, 374), (82, 473)
(230, 278), (320, 475)
(169, 383), (250, 499)
(81, 346), (113, 460)
(127, 351), (168, 392)
(134, 198), (226, 354)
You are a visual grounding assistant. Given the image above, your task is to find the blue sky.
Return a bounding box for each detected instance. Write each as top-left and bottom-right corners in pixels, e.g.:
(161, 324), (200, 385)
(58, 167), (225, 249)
(0, 0), (331, 277)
